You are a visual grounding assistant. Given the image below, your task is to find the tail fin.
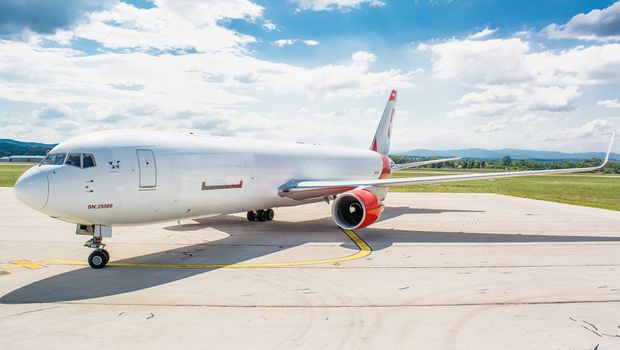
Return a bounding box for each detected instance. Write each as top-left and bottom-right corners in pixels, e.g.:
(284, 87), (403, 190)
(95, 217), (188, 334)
(369, 89), (397, 155)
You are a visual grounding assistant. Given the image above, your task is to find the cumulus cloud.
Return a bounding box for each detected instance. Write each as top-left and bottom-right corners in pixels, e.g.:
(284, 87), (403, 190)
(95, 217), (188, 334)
(420, 37), (620, 119)
(473, 118), (509, 133)
(32, 104), (75, 120)
(255, 51), (413, 99)
(420, 38), (620, 85)
(0, 0), (415, 143)
(545, 1), (620, 41)
(598, 99), (620, 108)
(0, 0), (111, 35)
(54, 120), (81, 132)
(293, 0), (385, 12)
(448, 85), (581, 118)
(554, 119), (616, 139)
(511, 113), (551, 124)
(447, 103), (511, 119)
(54, 0), (263, 53)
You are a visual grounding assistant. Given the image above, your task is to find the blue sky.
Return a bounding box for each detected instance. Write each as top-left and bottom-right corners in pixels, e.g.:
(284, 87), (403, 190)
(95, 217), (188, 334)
(0, 0), (619, 152)
(226, 0), (615, 63)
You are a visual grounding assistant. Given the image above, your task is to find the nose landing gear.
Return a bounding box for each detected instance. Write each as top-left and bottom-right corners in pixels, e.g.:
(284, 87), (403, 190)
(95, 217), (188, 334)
(88, 249), (109, 269)
(78, 224), (113, 269)
(85, 235), (110, 269)
(247, 208), (274, 222)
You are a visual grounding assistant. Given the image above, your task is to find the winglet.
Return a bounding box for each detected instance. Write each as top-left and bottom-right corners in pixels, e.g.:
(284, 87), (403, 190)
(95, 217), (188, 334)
(602, 131), (616, 166)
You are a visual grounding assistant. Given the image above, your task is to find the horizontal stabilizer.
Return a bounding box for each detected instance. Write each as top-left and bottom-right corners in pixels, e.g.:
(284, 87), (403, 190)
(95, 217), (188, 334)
(392, 157), (461, 171)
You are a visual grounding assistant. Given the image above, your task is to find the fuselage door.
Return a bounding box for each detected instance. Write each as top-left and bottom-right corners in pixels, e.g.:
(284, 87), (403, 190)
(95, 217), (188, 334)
(136, 149), (157, 188)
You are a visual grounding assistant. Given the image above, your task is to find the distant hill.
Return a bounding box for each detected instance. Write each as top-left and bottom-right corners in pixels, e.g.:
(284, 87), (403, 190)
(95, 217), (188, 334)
(400, 148), (620, 161)
(0, 139), (56, 157)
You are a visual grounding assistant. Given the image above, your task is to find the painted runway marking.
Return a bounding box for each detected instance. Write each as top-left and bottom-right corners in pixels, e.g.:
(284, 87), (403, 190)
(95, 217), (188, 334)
(1, 229), (372, 272)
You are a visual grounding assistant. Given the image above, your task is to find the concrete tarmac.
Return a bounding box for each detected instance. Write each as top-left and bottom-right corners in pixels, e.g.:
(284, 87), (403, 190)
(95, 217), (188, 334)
(1, 187), (619, 349)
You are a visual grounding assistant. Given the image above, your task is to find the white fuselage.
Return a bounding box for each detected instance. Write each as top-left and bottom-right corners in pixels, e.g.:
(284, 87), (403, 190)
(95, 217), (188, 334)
(17, 130), (386, 226)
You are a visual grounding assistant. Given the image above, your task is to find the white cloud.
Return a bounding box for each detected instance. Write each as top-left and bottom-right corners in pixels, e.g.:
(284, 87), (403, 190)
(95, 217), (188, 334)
(448, 85), (581, 118)
(511, 113), (551, 124)
(554, 119), (617, 139)
(473, 118), (509, 133)
(545, 1), (620, 41)
(468, 27), (498, 40)
(262, 21), (278, 31)
(419, 37), (620, 120)
(54, 120), (82, 132)
(351, 50), (376, 68)
(598, 99), (620, 108)
(0, 0), (415, 143)
(472, 113), (555, 134)
(418, 39), (531, 84)
(54, 0), (262, 53)
(273, 39), (296, 47)
(32, 104), (75, 120)
(273, 39), (320, 47)
(302, 39), (320, 46)
(447, 103), (511, 118)
(420, 38), (620, 86)
(293, 0), (385, 12)
(256, 51), (413, 100)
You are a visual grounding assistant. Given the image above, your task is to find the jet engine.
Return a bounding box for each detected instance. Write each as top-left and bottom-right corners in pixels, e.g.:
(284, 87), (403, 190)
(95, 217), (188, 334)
(331, 189), (383, 230)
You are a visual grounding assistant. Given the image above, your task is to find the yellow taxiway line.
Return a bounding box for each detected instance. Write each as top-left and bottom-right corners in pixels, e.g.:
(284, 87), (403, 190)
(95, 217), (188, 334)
(1, 229), (372, 272)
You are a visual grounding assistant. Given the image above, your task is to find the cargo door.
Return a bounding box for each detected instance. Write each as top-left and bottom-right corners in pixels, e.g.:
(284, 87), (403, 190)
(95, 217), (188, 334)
(136, 149), (157, 188)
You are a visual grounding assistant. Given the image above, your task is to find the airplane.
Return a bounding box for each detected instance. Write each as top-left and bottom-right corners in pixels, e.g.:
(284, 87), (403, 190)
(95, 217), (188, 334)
(14, 90), (616, 269)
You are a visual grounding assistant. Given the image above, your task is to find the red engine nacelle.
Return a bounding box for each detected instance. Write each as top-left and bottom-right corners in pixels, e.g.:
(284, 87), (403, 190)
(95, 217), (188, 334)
(331, 189), (383, 230)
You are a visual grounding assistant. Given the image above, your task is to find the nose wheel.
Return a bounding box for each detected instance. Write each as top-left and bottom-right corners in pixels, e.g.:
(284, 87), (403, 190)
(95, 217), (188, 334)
(85, 235), (110, 269)
(88, 249), (109, 269)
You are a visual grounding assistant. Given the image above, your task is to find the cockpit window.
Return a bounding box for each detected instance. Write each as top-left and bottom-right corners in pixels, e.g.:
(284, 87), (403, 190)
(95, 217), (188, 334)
(41, 153), (66, 165)
(82, 154), (96, 168)
(66, 154), (81, 168)
(41, 153), (96, 168)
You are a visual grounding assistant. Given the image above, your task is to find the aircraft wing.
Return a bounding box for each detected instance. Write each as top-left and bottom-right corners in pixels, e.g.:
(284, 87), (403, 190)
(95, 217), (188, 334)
(392, 157), (461, 170)
(279, 133), (615, 200)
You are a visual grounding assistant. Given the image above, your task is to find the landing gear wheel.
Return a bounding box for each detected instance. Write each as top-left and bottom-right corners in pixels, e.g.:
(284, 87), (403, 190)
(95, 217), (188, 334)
(256, 209), (266, 222)
(265, 208), (274, 221)
(101, 249), (110, 264)
(88, 250), (108, 269)
(246, 211), (256, 221)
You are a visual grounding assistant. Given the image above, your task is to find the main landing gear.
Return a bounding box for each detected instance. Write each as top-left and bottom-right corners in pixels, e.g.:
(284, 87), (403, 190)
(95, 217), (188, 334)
(247, 208), (274, 222)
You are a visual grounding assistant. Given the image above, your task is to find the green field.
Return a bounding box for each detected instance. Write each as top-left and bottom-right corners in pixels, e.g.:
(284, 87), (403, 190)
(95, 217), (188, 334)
(391, 169), (620, 211)
(1, 163), (618, 211)
(0, 163), (34, 187)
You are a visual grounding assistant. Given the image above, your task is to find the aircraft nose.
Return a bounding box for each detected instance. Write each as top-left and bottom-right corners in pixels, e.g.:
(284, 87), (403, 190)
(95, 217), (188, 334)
(14, 167), (49, 210)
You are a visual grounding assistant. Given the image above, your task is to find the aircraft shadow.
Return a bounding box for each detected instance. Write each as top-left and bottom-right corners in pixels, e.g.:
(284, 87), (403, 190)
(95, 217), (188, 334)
(377, 206), (484, 222)
(2, 206), (619, 304)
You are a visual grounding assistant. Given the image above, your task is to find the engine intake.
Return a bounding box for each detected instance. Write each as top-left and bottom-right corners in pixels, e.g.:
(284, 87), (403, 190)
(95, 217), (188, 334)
(331, 189), (383, 230)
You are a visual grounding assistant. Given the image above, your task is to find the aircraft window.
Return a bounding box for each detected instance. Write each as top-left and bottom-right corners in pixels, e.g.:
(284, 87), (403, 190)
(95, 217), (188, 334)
(41, 153), (66, 165)
(82, 154), (96, 168)
(66, 154), (81, 168)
